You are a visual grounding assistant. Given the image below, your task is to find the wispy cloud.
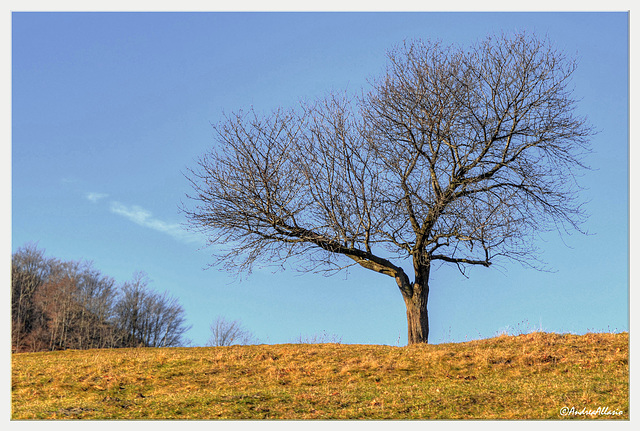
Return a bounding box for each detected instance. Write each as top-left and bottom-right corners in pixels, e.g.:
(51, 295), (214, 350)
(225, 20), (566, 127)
(109, 201), (201, 244)
(86, 192), (109, 203)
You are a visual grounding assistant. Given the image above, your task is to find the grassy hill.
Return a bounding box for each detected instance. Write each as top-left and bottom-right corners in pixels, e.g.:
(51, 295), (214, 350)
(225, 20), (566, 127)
(11, 331), (628, 420)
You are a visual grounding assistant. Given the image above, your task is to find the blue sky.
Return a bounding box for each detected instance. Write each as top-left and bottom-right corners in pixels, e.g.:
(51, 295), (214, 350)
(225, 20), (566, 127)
(10, 11), (629, 346)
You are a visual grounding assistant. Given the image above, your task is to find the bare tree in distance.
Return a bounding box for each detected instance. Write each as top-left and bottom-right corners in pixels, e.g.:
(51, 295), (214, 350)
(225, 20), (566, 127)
(114, 272), (192, 348)
(11, 243), (51, 351)
(207, 316), (257, 347)
(184, 33), (594, 344)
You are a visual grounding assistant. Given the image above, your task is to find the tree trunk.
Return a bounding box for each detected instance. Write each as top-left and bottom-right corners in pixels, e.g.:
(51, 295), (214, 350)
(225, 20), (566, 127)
(402, 282), (429, 344)
(396, 263), (430, 345)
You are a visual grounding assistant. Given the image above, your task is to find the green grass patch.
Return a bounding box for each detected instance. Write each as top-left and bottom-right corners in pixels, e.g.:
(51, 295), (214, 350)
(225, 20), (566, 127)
(11, 332), (628, 419)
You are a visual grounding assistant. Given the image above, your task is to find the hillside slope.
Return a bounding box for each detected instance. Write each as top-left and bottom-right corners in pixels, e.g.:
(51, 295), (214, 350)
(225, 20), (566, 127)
(11, 332), (628, 420)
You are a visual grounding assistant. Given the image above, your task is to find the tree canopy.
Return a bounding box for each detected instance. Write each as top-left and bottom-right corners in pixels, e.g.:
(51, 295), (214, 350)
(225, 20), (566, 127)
(184, 32), (593, 344)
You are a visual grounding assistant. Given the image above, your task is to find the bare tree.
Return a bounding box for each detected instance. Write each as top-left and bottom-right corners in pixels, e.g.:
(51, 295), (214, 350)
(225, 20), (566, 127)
(73, 266), (118, 349)
(113, 272), (191, 347)
(40, 260), (79, 351)
(184, 33), (593, 344)
(207, 316), (257, 347)
(11, 243), (51, 352)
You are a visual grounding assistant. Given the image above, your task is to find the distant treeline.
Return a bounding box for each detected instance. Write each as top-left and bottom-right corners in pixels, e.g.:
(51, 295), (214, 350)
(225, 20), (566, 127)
(11, 243), (191, 353)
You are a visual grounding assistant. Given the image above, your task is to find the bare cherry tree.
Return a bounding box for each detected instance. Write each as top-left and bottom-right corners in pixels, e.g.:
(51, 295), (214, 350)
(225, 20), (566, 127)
(184, 33), (593, 344)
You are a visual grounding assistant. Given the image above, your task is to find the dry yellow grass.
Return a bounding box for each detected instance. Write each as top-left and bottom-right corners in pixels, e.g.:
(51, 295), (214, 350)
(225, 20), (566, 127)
(11, 332), (628, 420)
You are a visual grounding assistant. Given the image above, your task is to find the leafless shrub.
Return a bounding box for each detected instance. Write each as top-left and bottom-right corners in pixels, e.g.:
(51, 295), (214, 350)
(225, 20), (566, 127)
(207, 316), (257, 347)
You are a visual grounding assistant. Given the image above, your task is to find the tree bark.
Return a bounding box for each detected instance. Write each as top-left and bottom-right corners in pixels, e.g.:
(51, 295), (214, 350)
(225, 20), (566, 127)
(397, 263), (430, 344)
(402, 281), (429, 344)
